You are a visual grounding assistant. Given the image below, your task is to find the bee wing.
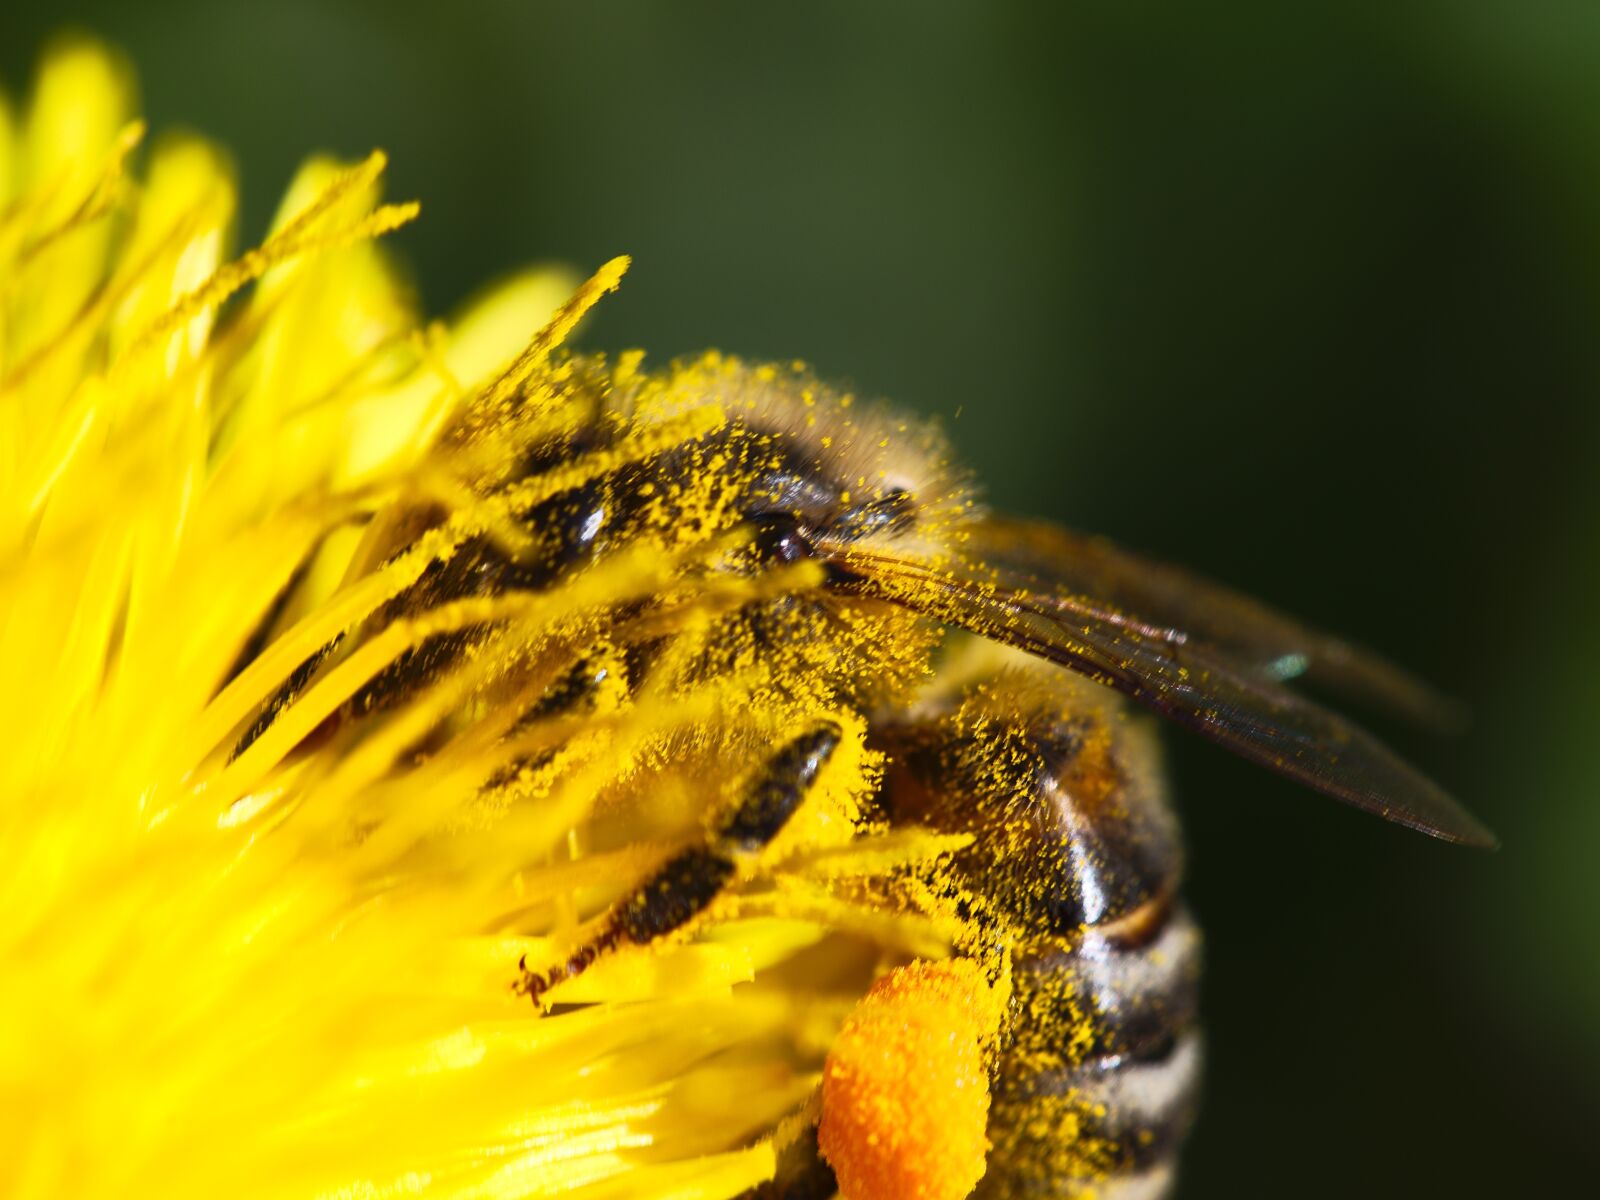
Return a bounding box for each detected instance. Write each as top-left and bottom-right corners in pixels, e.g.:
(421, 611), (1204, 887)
(831, 547), (1496, 848)
(967, 516), (1465, 732)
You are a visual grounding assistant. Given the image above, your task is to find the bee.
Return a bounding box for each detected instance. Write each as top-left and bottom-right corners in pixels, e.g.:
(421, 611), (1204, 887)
(236, 346), (1492, 1200)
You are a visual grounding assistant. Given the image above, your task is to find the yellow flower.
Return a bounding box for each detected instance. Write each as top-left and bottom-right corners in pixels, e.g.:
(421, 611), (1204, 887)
(1, 37), (996, 1200)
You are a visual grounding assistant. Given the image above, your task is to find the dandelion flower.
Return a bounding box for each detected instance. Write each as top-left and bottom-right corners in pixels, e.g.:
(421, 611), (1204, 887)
(0, 36), (1009, 1200)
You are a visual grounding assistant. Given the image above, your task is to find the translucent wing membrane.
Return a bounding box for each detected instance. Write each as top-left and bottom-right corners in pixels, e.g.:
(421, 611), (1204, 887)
(968, 517), (1467, 732)
(830, 545), (1496, 848)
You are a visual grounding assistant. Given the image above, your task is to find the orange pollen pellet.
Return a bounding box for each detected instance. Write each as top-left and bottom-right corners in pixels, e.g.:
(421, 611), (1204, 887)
(819, 958), (1001, 1200)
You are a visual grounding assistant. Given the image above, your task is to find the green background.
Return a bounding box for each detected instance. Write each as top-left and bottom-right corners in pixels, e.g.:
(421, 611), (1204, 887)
(5, 3), (1596, 1195)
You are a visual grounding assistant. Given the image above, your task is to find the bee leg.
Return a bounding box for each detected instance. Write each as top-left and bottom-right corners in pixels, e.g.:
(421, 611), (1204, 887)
(516, 721), (842, 1003)
(734, 1126), (838, 1200)
(236, 500), (614, 761)
(229, 634), (344, 760)
(482, 654), (623, 791)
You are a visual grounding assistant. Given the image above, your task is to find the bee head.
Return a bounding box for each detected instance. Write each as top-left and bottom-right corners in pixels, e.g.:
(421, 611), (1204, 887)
(743, 482), (917, 579)
(591, 358), (966, 703)
(654, 361), (971, 583)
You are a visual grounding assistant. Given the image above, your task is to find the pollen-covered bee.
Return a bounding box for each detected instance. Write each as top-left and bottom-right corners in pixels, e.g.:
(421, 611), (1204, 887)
(233, 284), (1492, 1199)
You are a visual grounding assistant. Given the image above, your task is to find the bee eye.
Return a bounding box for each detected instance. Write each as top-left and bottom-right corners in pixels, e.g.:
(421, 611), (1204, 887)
(749, 512), (814, 565)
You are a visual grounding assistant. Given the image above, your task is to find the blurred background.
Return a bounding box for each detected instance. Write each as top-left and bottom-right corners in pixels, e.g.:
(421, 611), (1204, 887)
(4, 2), (1595, 1195)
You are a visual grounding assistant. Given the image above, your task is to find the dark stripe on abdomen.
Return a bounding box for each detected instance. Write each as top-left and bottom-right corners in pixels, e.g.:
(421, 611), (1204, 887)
(979, 905), (1203, 1199)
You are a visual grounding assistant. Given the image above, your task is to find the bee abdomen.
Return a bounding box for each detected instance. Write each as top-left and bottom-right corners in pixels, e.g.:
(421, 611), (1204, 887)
(984, 1036), (1202, 1200)
(983, 905), (1204, 1200)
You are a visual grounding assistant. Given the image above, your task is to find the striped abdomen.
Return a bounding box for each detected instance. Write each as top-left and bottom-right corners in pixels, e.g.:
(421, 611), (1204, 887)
(985, 903), (1202, 1199)
(878, 668), (1203, 1199)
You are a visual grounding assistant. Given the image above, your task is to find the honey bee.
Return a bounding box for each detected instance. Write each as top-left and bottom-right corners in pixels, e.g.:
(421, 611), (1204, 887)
(238, 348), (1492, 1199)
